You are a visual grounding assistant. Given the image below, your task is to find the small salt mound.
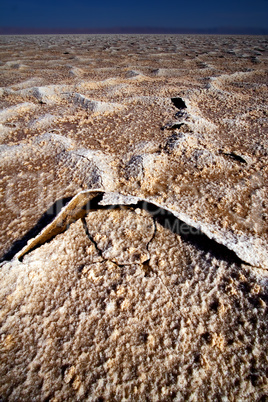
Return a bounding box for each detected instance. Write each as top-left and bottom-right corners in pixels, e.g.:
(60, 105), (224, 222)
(125, 70), (142, 78)
(0, 102), (37, 124)
(73, 93), (123, 113)
(69, 67), (84, 77)
(10, 78), (43, 91)
(29, 114), (56, 130)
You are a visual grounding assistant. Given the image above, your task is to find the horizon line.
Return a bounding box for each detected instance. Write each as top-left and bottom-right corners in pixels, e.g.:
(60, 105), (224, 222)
(1, 26), (268, 35)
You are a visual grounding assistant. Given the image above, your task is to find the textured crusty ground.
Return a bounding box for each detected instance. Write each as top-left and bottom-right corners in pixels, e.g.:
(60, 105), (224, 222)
(0, 211), (267, 401)
(0, 35), (267, 266)
(0, 35), (268, 400)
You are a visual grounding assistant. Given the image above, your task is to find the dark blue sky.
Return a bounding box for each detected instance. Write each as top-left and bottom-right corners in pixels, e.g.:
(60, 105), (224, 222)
(0, 0), (267, 32)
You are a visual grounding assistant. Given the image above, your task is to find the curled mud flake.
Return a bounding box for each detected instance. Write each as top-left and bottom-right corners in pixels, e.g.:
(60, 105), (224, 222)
(5, 189), (266, 269)
(15, 190), (104, 261)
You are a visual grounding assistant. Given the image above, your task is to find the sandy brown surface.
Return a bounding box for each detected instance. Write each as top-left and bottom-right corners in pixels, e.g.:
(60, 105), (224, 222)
(0, 35), (267, 401)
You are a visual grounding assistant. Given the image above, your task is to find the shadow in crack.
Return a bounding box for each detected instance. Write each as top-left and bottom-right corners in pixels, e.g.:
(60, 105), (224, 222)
(1, 193), (245, 266)
(220, 151), (247, 164)
(136, 201), (244, 266)
(171, 97), (187, 109)
(1, 196), (73, 262)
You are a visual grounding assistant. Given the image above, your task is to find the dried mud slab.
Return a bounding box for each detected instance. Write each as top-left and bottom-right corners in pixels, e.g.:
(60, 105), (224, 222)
(0, 35), (268, 400)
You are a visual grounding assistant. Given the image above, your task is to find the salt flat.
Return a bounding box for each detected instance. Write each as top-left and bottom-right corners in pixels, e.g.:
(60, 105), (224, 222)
(0, 35), (267, 401)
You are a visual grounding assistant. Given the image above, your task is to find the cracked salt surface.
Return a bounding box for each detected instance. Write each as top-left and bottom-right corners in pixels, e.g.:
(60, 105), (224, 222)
(12, 189), (267, 269)
(0, 34), (267, 401)
(0, 90), (267, 268)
